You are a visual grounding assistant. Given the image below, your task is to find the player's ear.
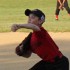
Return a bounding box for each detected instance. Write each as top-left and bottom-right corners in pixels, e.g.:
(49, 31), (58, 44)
(38, 20), (43, 25)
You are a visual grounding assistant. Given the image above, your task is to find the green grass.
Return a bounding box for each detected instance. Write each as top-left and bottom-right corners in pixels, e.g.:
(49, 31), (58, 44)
(0, 0), (70, 32)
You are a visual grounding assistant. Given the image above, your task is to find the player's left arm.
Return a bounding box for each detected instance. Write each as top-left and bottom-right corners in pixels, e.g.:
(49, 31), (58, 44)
(63, 0), (65, 4)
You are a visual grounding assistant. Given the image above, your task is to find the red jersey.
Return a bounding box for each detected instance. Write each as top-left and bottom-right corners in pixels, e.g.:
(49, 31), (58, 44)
(30, 27), (62, 62)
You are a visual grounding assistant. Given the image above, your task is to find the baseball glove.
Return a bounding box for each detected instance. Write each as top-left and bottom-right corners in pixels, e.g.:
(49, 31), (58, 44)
(15, 32), (32, 58)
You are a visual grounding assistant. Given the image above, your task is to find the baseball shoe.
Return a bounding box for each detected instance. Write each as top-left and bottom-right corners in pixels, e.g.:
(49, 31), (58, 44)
(55, 15), (58, 20)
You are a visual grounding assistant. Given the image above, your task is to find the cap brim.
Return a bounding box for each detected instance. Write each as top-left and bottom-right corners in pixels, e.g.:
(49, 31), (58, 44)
(25, 9), (32, 16)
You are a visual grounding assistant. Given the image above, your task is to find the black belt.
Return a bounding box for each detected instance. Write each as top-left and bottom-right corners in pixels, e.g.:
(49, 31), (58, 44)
(54, 56), (63, 62)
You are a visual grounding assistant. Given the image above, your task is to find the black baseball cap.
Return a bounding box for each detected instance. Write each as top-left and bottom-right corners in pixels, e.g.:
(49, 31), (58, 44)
(25, 9), (45, 21)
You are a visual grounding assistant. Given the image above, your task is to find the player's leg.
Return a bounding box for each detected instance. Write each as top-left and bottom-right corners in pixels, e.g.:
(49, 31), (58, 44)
(29, 56), (69, 70)
(55, 9), (60, 20)
(64, 0), (70, 15)
(29, 60), (57, 70)
(53, 56), (69, 70)
(29, 60), (46, 70)
(55, 1), (60, 20)
(60, 56), (69, 70)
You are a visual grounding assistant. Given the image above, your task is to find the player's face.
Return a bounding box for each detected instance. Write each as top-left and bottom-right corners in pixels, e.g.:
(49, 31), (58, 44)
(28, 14), (40, 25)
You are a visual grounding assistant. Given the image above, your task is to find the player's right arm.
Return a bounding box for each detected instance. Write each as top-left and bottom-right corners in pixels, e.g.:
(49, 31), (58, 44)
(11, 23), (40, 32)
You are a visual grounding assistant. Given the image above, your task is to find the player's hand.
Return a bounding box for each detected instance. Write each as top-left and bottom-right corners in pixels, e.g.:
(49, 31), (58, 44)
(11, 24), (19, 32)
(59, 4), (64, 10)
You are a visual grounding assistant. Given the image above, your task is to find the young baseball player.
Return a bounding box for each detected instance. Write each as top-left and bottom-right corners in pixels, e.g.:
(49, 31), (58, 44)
(55, 0), (70, 20)
(11, 9), (69, 70)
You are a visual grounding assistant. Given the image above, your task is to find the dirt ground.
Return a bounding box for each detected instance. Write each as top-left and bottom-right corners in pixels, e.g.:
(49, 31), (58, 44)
(0, 32), (70, 70)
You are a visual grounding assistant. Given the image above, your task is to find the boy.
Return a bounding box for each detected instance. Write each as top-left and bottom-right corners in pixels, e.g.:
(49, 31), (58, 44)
(11, 9), (69, 70)
(55, 0), (70, 20)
